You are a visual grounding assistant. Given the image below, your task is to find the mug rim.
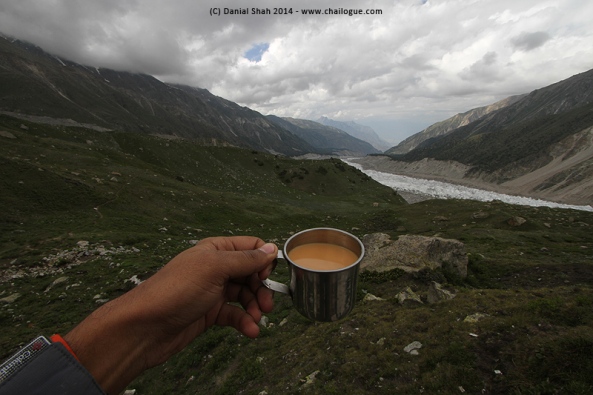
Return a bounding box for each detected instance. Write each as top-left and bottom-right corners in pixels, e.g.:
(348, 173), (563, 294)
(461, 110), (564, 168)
(282, 227), (365, 273)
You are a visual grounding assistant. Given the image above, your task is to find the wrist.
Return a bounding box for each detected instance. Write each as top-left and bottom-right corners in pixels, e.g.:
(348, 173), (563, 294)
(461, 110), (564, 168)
(50, 334), (79, 360)
(64, 295), (152, 394)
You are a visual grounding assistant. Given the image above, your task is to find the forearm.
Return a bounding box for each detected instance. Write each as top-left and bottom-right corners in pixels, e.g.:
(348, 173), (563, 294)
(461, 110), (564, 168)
(64, 292), (152, 395)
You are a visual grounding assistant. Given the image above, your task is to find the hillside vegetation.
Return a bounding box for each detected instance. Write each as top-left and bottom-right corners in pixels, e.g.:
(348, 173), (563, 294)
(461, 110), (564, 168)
(376, 69), (593, 206)
(1, 114), (593, 394)
(267, 116), (380, 156)
(0, 36), (315, 156)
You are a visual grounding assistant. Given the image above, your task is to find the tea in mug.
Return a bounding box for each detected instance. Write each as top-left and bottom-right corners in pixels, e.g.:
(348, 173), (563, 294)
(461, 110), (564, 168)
(288, 242), (358, 271)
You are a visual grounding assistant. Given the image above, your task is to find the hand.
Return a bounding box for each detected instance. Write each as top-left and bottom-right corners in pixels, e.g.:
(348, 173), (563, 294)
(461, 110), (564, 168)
(64, 236), (277, 394)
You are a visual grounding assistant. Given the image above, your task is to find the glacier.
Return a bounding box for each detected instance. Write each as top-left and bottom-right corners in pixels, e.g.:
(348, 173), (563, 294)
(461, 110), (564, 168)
(342, 159), (593, 212)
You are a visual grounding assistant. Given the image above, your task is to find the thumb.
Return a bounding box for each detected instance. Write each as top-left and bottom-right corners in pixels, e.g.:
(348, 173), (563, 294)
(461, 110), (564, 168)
(256, 243), (278, 279)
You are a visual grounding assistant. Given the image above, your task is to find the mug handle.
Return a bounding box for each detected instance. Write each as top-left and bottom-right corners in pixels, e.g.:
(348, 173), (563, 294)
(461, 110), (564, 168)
(261, 250), (290, 295)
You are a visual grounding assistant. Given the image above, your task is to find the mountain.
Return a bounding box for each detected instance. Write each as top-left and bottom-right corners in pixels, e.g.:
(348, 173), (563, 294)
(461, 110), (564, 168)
(386, 94), (526, 155)
(0, 34), (317, 156)
(316, 116), (392, 151)
(266, 116), (380, 156)
(373, 69), (593, 205)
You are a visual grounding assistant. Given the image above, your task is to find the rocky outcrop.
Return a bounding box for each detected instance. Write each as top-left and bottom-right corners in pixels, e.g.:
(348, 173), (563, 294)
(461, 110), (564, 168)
(0, 241), (141, 283)
(361, 233), (468, 278)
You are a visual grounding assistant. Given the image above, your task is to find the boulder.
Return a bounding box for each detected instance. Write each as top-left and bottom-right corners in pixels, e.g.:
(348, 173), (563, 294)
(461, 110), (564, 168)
(472, 211), (490, 219)
(396, 287), (423, 305)
(507, 216), (527, 227)
(0, 293), (21, 304)
(463, 313), (489, 323)
(363, 293), (384, 302)
(0, 131), (17, 139)
(361, 233), (468, 278)
(427, 281), (456, 304)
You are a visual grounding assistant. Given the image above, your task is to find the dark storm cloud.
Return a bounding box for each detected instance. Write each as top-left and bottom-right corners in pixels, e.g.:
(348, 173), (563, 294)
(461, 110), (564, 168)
(511, 31), (551, 52)
(1, 0), (592, 144)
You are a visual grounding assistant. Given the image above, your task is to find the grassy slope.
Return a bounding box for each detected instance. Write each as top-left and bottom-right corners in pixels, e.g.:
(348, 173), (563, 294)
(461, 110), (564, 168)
(1, 114), (592, 394)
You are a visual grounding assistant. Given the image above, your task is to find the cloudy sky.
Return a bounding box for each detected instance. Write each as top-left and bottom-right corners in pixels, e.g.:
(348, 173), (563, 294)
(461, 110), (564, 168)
(2, 0), (593, 144)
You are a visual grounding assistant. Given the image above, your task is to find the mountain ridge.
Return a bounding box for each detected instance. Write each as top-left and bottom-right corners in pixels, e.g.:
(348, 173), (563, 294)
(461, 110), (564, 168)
(316, 116), (392, 152)
(0, 35), (318, 156)
(386, 94), (526, 155)
(365, 68), (593, 205)
(266, 116), (380, 156)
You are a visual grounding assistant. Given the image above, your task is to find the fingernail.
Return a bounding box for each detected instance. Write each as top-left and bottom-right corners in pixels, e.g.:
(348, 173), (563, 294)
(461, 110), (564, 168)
(258, 243), (276, 255)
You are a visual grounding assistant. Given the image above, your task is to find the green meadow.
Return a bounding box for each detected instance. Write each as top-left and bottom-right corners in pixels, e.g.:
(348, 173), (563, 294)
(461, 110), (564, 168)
(1, 114), (592, 394)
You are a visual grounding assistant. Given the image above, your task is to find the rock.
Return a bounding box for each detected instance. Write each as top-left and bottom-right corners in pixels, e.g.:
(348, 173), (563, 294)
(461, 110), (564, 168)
(463, 313), (489, 323)
(123, 390), (136, 395)
(126, 275), (142, 286)
(427, 282), (456, 304)
(404, 341), (422, 354)
(77, 240), (90, 248)
(259, 316), (269, 328)
(396, 287), (423, 305)
(472, 211), (490, 219)
(0, 293), (21, 304)
(0, 131), (17, 139)
(507, 216), (527, 227)
(363, 293), (385, 302)
(361, 233), (468, 278)
(301, 370), (320, 388)
(279, 318), (288, 327)
(44, 276), (69, 292)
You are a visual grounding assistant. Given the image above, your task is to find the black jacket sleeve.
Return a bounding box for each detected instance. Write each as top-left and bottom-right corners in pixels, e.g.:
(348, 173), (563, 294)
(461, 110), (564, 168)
(0, 343), (105, 395)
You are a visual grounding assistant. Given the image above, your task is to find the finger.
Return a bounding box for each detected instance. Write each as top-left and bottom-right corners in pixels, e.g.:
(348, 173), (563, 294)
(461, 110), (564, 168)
(202, 236), (265, 252)
(225, 280), (263, 323)
(216, 303), (260, 338)
(243, 271), (274, 314)
(257, 286), (274, 314)
(258, 258), (277, 280)
(215, 243), (278, 280)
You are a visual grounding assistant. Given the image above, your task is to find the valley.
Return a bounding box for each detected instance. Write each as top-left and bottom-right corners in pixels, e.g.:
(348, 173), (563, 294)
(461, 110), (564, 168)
(1, 116), (592, 394)
(1, 35), (593, 394)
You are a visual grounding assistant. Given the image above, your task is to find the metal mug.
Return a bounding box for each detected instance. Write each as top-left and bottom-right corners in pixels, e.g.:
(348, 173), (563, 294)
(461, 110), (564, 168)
(262, 228), (365, 322)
